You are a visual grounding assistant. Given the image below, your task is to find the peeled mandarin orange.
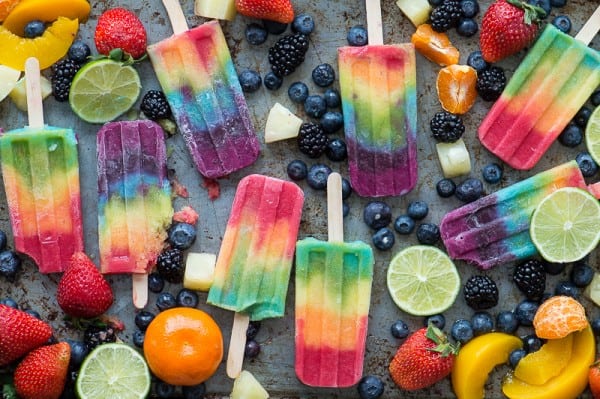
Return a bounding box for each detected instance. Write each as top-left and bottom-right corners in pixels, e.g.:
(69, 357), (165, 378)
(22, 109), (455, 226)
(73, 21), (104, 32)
(411, 24), (459, 66)
(0, 0), (20, 22)
(143, 307), (223, 386)
(533, 296), (588, 339)
(436, 65), (477, 115)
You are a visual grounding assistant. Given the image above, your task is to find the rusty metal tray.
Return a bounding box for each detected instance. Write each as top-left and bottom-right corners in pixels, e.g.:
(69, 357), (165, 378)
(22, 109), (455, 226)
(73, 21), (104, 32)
(1, 0), (599, 397)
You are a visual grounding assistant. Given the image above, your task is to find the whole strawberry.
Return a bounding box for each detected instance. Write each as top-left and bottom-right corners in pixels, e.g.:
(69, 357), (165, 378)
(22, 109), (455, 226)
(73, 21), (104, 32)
(57, 252), (114, 318)
(95, 7), (147, 59)
(389, 324), (458, 391)
(0, 304), (53, 366)
(13, 342), (70, 399)
(236, 0), (294, 24)
(590, 360), (600, 399)
(480, 0), (546, 63)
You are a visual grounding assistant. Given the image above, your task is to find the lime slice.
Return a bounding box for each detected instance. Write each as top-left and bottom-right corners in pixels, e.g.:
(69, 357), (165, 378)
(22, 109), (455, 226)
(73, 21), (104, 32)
(76, 343), (151, 399)
(585, 106), (600, 165)
(69, 59), (141, 124)
(530, 187), (600, 263)
(386, 245), (460, 316)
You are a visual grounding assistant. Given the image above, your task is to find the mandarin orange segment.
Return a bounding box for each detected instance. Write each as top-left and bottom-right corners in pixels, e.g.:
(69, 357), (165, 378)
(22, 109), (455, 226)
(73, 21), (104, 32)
(411, 24), (459, 66)
(0, 0), (20, 22)
(533, 296), (588, 339)
(436, 65), (478, 114)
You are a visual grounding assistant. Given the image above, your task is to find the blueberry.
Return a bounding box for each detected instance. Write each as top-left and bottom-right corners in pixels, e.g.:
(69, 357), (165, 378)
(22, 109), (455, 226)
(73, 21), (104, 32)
(288, 81), (309, 103)
(287, 159), (308, 181)
(156, 292), (177, 312)
(357, 375), (384, 399)
(24, 309), (40, 319)
(592, 89), (600, 107)
(306, 164), (332, 190)
(570, 262), (594, 287)
(416, 223), (440, 245)
(482, 163), (503, 184)
(515, 300), (539, 326)
(264, 71), (283, 90)
(496, 311), (519, 334)
(592, 318), (600, 336)
(550, 0), (566, 6)
(244, 339), (261, 358)
(182, 383), (206, 399)
(148, 273), (165, 293)
(321, 111), (344, 134)
(551, 15), (571, 33)
(509, 348), (527, 369)
(455, 178), (484, 203)
(312, 63), (335, 87)
(347, 25), (368, 46)
(393, 215), (415, 235)
(323, 88), (341, 108)
(575, 106), (592, 128)
(460, 0), (480, 17)
(168, 223), (196, 250)
(238, 69), (262, 93)
(177, 288), (199, 308)
(325, 137), (347, 161)
(23, 20), (46, 38)
(526, 0), (551, 17)
(372, 228), (395, 251)
(436, 178), (456, 198)
(134, 311), (155, 331)
(407, 200), (428, 220)
(0, 297), (18, 308)
(132, 330), (145, 348)
(576, 152), (599, 177)
(66, 339), (88, 367)
(262, 19), (288, 34)
(363, 201), (392, 230)
(450, 319), (474, 344)
(343, 202), (350, 217)
(246, 321), (261, 340)
(424, 314), (446, 330)
(466, 50), (489, 73)
(68, 40), (91, 64)
(0, 250), (21, 281)
(543, 260), (565, 275)
(522, 334), (543, 353)
(341, 178), (352, 200)
(554, 280), (580, 298)
(558, 123), (583, 147)
(390, 320), (410, 339)
(471, 311), (494, 335)
(456, 18), (478, 37)
(291, 13), (315, 35)
(304, 95), (327, 118)
(155, 381), (176, 398)
(245, 23), (268, 45)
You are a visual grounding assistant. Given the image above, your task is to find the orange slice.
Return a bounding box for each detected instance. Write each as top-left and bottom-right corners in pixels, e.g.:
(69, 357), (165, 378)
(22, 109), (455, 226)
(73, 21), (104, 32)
(533, 296), (588, 339)
(0, 0), (20, 22)
(411, 23), (459, 66)
(436, 64), (478, 114)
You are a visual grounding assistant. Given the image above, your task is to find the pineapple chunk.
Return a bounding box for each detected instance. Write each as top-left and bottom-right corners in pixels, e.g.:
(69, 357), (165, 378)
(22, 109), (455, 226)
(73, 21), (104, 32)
(265, 102), (303, 143)
(436, 138), (471, 178)
(231, 370), (269, 399)
(9, 75), (52, 112)
(183, 252), (216, 291)
(194, 0), (236, 21)
(0, 65), (20, 103)
(396, 0), (432, 27)
(584, 273), (600, 306)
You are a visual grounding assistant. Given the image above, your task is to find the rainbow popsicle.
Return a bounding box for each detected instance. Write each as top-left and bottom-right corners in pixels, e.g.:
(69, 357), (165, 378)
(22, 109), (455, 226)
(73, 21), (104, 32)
(478, 22), (600, 170)
(97, 120), (173, 275)
(295, 173), (374, 387)
(147, 1), (260, 179)
(440, 161), (588, 269)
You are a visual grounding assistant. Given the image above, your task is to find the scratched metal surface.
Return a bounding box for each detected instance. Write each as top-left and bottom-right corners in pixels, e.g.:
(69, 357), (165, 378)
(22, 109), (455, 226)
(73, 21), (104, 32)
(0, 0), (599, 397)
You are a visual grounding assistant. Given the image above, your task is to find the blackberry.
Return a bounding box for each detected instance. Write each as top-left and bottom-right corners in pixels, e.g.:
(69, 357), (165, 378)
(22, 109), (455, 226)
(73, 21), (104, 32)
(156, 248), (185, 283)
(268, 33), (309, 77)
(476, 66), (506, 101)
(430, 0), (462, 32)
(463, 275), (499, 310)
(513, 259), (546, 300)
(140, 90), (171, 120)
(51, 58), (80, 102)
(430, 111), (465, 142)
(298, 122), (327, 158)
(83, 325), (117, 351)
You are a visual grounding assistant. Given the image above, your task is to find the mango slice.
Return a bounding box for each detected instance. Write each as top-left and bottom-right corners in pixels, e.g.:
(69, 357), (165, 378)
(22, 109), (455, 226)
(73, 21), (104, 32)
(2, 0), (89, 36)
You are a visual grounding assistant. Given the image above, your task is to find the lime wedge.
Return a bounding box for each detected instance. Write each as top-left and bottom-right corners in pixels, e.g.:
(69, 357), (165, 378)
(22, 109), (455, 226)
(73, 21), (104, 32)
(585, 106), (600, 165)
(387, 245), (460, 316)
(69, 59), (141, 124)
(530, 187), (600, 263)
(76, 343), (151, 399)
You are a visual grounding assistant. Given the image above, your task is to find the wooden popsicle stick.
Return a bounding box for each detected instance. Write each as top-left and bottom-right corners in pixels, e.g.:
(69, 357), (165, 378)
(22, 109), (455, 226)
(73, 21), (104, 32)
(25, 58), (44, 129)
(327, 173), (344, 243)
(365, 0), (384, 45)
(162, 0), (189, 35)
(226, 312), (249, 379)
(132, 274), (148, 309)
(575, 4), (600, 45)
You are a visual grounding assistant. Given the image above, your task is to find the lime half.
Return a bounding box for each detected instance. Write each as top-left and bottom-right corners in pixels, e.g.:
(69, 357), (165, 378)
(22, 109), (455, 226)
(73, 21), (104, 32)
(387, 245), (460, 316)
(585, 106), (600, 165)
(530, 187), (600, 263)
(76, 343), (151, 399)
(69, 59), (141, 124)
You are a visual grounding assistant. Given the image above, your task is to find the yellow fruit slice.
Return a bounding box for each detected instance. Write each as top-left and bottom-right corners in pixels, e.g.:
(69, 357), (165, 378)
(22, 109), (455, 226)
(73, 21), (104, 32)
(0, 16), (78, 71)
(0, 0), (21, 22)
(514, 333), (573, 385)
(2, 0), (89, 36)
(452, 332), (522, 399)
